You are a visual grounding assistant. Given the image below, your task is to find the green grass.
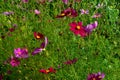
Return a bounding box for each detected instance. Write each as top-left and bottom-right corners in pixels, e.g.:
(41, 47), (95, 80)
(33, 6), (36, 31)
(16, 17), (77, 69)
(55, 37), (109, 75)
(0, 0), (120, 80)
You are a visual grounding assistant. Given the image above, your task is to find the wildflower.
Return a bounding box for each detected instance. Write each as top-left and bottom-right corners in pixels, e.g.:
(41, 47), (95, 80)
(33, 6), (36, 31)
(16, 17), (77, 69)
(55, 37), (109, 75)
(22, 0), (29, 3)
(87, 72), (105, 80)
(84, 21), (98, 34)
(32, 37), (48, 55)
(80, 9), (89, 14)
(39, 67), (56, 74)
(10, 56), (20, 67)
(14, 48), (29, 58)
(95, 3), (104, 9)
(62, 0), (69, 5)
(56, 8), (78, 18)
(3, 11), (14, 16)
(69, 21), (87, 37)
(34, 9), (40, 15)
(0, 74), (3, 80)
(9, 28), (15, 32)
(64, 58), (78, 65)
(48, 0), (53, 2)
(34, 32), (44, 40)
(13, 24), (17, 28)
(92, 13), (101, 18)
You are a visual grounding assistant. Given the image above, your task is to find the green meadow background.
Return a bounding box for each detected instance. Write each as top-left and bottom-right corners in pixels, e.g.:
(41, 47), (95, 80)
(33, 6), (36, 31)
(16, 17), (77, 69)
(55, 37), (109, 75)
(0, 0), (120, 80)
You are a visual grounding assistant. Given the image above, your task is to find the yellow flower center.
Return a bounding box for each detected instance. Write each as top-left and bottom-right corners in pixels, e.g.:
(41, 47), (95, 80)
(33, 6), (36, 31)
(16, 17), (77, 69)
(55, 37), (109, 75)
(93, 78), (96, 80)
(36, 35), (40, 39)
(98, 76), (102, 78)
(76, 26), (81, 30)
(61, 13), (65, 16)
(46, 70), (50, 73)
(18, 51), (21, 54)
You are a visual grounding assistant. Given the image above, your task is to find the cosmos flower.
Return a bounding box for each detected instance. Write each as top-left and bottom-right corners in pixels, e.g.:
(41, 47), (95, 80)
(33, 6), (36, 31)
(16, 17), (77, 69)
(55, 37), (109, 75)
(87, 72), (105, 80)
(69, 21), (87, 37)
(9, 28), (15, 32)
(0, 74), (3, 80)
(10, 56), (20, 67)
(34, 9), (40, 15)
(56, 8), (78, 18)
(34, 32), (44, 40)
(62, 0), (69, 5)
(39, 67), (56, 74)
(14, 48), (29, 58)
(32, 37), (48, 55)
(3, 11), (14, 16)
(80, 9), (89, 14)
(48, 0), (53, 2)
(92, 13), (101, 18)
(84, 21), (98, 34)
(22, 0), (29, 3)
(95, 3), (104, 9)
(64, 58), (78, 65)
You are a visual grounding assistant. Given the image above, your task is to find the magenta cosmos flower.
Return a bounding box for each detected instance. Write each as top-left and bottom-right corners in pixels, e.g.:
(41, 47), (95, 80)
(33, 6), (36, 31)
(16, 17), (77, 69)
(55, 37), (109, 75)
(69, 21), (87, 37)
(80, 9), (89, 14)
(10, 56), (20, 67)
(32, 37), (48, 55)
(22, 0), (28, 3)
(14, 48), (29, 58)
(84, 21), (98, 34)
(64, 58), (78, 65)
(34, 9), (40, 15)
(62, 0), (69, 5)
(56, 8), (78, 18)
(87, 72), (105, 80)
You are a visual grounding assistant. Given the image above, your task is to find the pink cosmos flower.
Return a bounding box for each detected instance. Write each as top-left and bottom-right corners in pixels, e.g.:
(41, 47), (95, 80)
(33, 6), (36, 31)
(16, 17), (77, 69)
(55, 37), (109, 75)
(32, 37), (48, 55)
(80, 9), (89, 14)
(87, 72), (105, 80)
(56, 8), (78, 18)
(34, 9), (40, 15)
(69, 21), (87, 37)
(62, 0), (69, 5)
(10, 56), (20, 67)
(84, 21), (98, 34)
(14, 48), (29, 58)
(3, 11), (14, 16)
(22, 0), (28, 3)
(92, 13), (101, 18)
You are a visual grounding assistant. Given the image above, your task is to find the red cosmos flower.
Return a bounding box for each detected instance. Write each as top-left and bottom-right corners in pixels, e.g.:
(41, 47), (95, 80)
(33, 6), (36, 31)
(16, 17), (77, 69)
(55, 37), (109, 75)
(39, 67), (56, 74)
(64, 58), (78, 65)
(69, 21), (87, 37)
(33, 32), (44, 40)
(56, 8), (78, 18)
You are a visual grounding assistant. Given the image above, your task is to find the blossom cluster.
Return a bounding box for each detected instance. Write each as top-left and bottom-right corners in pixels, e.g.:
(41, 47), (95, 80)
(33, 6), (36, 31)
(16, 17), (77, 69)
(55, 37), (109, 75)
(0, 0), (106, 80)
